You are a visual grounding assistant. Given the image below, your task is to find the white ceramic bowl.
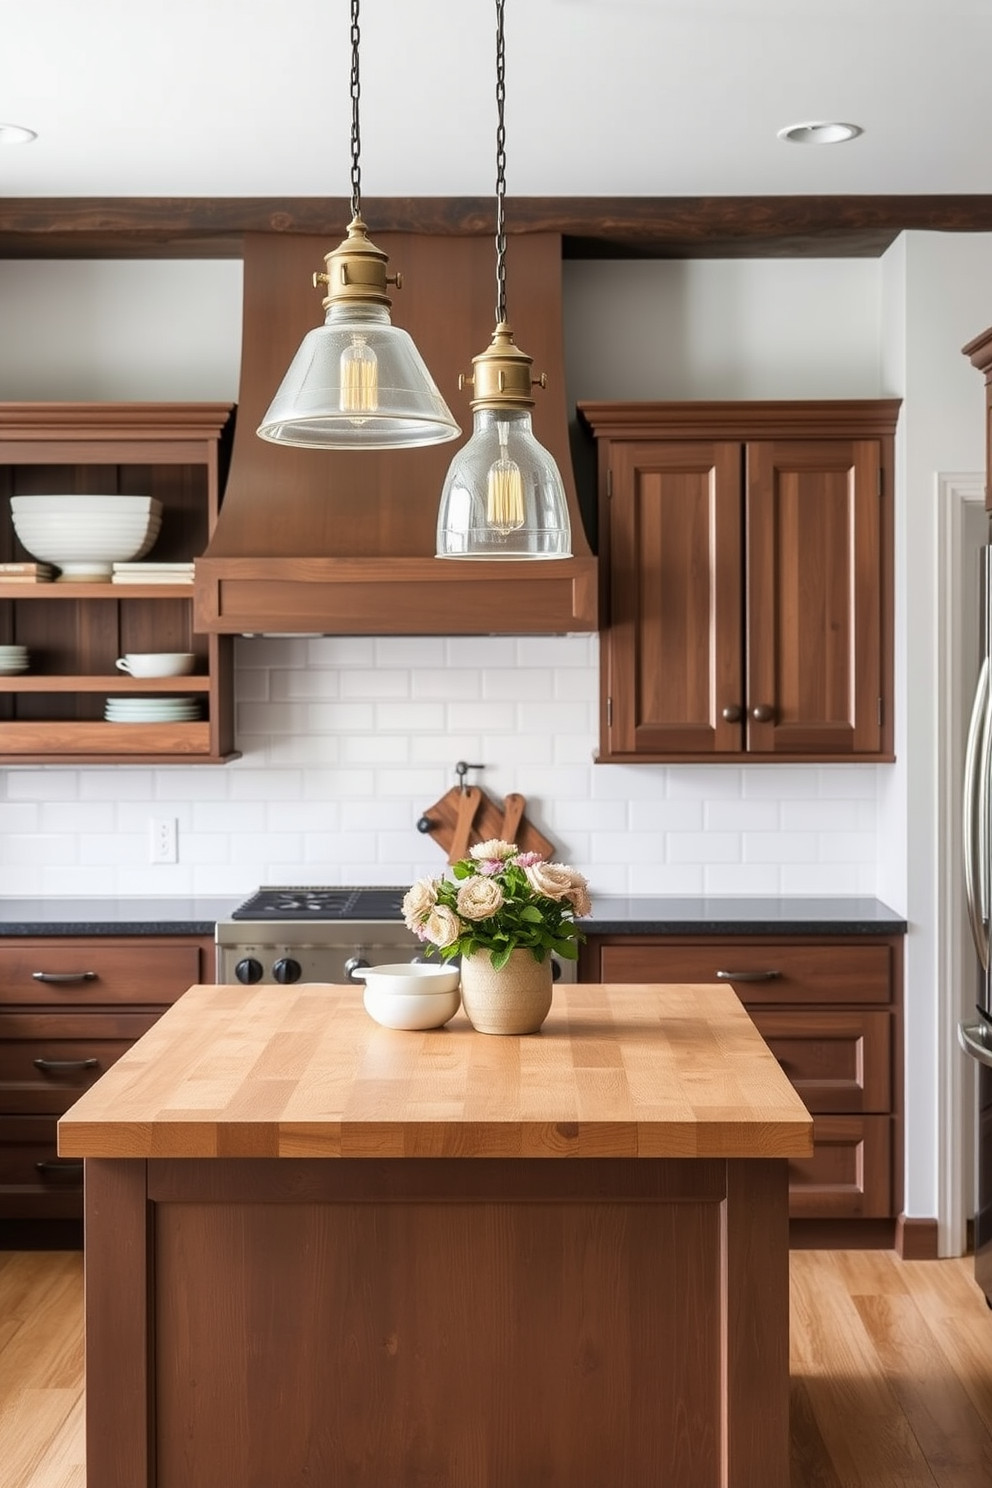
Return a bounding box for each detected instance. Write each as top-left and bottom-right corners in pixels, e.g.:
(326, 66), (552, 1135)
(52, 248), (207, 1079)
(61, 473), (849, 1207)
(359, 962), (462, 1030)
(115, 652), (196, 677)
(10, 496), (163, 580)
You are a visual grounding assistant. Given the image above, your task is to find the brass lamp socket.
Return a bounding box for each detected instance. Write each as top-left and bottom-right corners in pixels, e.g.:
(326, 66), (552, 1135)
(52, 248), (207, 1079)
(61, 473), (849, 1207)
(313, 214), (401, 310)
(460, 322), (546, 410)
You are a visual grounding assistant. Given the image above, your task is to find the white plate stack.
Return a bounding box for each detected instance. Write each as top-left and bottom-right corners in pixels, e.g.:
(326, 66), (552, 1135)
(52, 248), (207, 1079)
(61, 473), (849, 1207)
(104, 696), (200, 723)
(0, 644), (29, 674)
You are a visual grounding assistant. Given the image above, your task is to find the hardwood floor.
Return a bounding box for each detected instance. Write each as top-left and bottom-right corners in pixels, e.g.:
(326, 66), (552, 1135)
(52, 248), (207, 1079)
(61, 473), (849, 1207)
(2, 1247), (991, 1487)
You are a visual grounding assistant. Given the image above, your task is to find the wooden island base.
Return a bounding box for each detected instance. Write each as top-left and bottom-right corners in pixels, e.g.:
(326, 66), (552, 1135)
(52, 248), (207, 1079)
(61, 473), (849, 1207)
(63, 982), (812, 1488)
(87, 1151), (789, 1488)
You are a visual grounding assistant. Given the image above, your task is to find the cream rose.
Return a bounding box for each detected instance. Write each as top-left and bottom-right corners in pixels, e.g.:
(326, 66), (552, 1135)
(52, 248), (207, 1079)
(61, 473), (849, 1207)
(456, 875), (505, 921)
(423, 904), (462, 949)
(402, 876), (438, 930)
(524, 862), (590, 914)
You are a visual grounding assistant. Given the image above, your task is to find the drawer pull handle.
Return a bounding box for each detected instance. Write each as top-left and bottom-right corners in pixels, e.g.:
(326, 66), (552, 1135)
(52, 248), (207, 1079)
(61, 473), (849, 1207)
(35, 1159), (84, 1176)
(31, 970), (97, 984)
(715, 969), (781, 982)
(33, 1057), (100, 1073)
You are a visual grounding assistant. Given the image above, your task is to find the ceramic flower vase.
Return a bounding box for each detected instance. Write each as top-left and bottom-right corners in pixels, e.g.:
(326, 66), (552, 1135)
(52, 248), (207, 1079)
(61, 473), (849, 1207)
(459, 948), (554, 1035)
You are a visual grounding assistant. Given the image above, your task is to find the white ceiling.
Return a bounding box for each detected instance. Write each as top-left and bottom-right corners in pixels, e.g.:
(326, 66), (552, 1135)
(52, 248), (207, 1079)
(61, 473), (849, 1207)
(1, 0), (990, 201)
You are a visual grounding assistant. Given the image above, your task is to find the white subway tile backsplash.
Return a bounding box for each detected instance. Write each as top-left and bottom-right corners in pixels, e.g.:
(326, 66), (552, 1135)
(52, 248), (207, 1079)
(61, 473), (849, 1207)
(338, 735), (411, 765)
(483, 669), (556, 701)
(0, 633), (883, 896)
(447, 637), (517, 667)
(668, 832), (741, 864)
(375, 702), (447, 733)
(448, 702), (518, 732)
(341, 670), (409, 700)
(704, 863), (782, 895)
(704, 800), (780, 832)
(377, 637), (447, 668)
(6, 772), (79, 801)
(411, 670), (482, 700)
(229, 769), (303, 801)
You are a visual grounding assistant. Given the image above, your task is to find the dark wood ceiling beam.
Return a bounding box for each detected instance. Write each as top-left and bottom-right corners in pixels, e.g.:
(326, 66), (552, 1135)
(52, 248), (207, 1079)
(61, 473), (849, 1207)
(2, 195), (992, 259)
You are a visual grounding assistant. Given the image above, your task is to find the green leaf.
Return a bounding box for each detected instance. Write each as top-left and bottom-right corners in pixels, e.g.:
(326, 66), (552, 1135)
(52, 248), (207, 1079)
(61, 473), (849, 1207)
(491, 945), (513, 971)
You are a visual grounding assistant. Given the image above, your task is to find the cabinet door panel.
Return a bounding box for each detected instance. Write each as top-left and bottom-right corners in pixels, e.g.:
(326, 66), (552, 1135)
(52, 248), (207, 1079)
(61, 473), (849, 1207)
(747, 1008), (891, 1113)
(746, 438), (882, 755)
(787, 1115), (891, 1218)
(606, 441), (742, 756)
(0, 1011), (159, 1113)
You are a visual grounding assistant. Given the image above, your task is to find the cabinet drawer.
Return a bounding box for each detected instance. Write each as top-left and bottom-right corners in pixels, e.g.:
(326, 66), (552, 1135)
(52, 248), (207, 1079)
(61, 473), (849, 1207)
(748, 1009), (891, 1113)
(787, 1115), (891, 1218)
(595, 941), (892, 1004)
(0, 1011), (159, 1113)
(0, 1114), (83, 1220)
(0, 938), (209, 1007)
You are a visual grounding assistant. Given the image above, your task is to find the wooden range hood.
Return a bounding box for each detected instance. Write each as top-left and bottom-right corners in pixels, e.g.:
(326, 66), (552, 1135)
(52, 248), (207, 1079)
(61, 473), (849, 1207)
(194, 231), (596, 635)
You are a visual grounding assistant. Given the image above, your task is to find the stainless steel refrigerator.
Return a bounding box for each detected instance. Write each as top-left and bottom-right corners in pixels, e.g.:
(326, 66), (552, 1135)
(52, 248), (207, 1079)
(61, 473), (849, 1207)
(960, 545), (992, 1305)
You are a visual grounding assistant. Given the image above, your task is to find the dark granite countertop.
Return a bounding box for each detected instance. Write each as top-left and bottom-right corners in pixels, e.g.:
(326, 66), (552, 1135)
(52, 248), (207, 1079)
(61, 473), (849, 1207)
(584, 895), (906, 936)
(0, 893), (906, 938)
(0, 897), (241, 937)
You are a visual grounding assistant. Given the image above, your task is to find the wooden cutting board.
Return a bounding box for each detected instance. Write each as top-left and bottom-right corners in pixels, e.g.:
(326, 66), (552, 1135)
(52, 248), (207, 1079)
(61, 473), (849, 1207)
(418, 787), (554, 865)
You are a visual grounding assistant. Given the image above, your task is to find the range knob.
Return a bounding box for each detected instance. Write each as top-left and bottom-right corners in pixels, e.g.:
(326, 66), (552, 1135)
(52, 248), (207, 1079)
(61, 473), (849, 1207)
(234, 957), (264, 985)
(272, 957), (302, 985)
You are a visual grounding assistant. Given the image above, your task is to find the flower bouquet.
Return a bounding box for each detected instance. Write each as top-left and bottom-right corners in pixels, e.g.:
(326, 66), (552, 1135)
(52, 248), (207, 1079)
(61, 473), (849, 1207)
(401, 839), (591, 970)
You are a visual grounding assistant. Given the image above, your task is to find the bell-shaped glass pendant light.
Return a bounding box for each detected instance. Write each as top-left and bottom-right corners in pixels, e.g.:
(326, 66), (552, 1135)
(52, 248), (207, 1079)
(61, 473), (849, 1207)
(436, 0), (570, 559)
(436, 329), (571, 559)
(257, 0), (460, 452)
(258, 218), (460, 450)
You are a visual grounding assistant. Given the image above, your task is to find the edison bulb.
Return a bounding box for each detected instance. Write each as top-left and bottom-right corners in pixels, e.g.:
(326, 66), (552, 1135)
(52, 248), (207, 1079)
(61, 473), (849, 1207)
(340, 334), (378, 418)
(436, 407), (571, 560)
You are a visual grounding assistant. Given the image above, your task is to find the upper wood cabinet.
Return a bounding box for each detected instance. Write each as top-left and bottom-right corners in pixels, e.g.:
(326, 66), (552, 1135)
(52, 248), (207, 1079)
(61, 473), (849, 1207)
(578, 401), (900, 764)
(0, 403), (237, 764)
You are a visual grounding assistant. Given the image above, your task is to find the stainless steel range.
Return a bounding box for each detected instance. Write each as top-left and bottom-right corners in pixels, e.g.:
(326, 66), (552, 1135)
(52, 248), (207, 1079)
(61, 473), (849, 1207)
(216, 886), (421, 985)
(216, 884), (578, 986)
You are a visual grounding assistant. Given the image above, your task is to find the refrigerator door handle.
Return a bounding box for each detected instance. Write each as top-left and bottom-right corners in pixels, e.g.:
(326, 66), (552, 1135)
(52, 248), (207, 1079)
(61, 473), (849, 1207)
(963, 654), (991, 969)
(958, 1020), (992, 1068)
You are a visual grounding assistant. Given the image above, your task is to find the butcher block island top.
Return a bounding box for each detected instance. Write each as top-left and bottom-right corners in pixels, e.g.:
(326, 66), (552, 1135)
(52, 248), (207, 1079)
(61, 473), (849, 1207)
(58, 979), (812, 1160)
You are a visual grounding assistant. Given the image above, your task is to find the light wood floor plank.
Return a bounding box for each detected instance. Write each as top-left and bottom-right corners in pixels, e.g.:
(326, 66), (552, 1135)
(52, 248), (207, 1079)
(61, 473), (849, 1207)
(4, 1247), (992, 1488)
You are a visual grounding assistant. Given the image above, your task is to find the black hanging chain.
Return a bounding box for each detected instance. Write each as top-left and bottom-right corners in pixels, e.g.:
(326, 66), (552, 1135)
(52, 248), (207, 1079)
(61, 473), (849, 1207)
(350, 0), (362, 220)
(494, 0), (508, 326)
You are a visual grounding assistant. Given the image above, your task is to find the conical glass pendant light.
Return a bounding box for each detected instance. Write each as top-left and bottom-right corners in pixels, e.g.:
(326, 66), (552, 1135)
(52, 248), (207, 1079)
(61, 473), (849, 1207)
(436, 0), (571, 559)
(257, 0), (461, 451)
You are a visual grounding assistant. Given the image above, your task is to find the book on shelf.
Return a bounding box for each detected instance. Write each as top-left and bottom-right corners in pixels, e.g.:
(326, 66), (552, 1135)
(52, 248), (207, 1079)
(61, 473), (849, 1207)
(111, 561), (195, 585)
(0, 561), (55, 581)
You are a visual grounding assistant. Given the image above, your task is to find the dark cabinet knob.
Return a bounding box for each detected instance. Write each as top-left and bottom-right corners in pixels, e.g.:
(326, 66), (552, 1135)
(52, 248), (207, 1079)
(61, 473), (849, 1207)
(721, 704), (743, 723)
(751, 703), (775, 723)
(235, 957), (264, 985)
(272, 957), (302, 985)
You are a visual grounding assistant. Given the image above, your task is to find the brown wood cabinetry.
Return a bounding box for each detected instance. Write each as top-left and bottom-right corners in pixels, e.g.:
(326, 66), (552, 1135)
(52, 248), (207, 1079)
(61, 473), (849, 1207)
(578, 933), (903, 1237)
(577, 401), (900, 763)
(0, 403), (237, 763)
(0, 935), (212, 1221)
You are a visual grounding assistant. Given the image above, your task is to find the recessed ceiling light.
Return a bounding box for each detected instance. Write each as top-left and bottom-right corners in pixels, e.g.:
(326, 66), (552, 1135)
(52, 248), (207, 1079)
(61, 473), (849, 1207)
(777, 121), (863, 146)
(0, 122), (37, 145)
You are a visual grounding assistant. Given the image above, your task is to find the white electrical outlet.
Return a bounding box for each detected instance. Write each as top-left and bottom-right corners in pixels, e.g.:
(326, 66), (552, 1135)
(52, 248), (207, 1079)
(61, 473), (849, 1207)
(149, 817), (178, 864)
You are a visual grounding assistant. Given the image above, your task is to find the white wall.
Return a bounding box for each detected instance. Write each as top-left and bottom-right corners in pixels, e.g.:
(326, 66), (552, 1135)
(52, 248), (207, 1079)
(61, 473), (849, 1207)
(877, 232), (992, 1226)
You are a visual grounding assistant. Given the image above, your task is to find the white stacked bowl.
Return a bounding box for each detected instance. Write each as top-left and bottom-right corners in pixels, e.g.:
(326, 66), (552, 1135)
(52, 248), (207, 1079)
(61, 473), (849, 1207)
(11, 495), (163, 581)
(0, 644), (29, 675)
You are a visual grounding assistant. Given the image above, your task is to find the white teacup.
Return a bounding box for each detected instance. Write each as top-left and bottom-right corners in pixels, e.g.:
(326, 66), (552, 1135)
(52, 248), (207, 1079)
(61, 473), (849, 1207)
(115, 652), (196, 678)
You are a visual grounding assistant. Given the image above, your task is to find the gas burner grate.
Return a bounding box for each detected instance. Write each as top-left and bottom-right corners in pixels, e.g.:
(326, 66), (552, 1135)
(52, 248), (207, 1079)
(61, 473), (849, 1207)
(231, 886), (407, 921)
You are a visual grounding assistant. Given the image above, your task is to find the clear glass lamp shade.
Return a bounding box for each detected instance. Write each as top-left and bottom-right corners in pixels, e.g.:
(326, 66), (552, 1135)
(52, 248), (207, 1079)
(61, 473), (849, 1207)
(257, 304), (461, 450)
(436, 408), (572, 559)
